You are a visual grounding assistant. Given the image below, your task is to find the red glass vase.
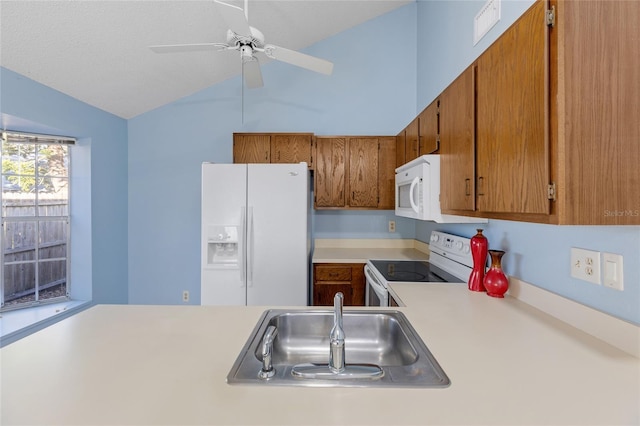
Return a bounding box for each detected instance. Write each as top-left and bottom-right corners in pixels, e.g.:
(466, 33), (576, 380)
(484, 250), (509, 298)
(468, 229), (488, 292)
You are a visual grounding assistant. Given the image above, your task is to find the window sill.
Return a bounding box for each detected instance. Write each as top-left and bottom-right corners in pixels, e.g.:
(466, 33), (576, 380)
(0, 300), (93, 348)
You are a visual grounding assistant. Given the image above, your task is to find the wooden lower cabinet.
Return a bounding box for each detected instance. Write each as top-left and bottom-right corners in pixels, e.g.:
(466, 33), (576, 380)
(312, 263), (365, 306)
(389, 294), (401, 307)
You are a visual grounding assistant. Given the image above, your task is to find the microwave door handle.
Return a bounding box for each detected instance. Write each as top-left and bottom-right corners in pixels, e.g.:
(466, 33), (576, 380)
(409, 176), (420, 213)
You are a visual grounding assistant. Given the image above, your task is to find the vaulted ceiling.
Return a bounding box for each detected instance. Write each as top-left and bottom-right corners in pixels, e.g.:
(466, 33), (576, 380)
(1, 0), (412, 119)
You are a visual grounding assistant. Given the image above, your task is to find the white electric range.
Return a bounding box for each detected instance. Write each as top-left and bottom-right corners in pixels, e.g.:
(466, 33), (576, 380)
(364, 231), (474, 306)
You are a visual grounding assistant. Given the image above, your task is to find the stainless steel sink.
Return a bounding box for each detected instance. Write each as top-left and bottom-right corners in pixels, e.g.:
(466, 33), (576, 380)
(227, 309), (450, 388)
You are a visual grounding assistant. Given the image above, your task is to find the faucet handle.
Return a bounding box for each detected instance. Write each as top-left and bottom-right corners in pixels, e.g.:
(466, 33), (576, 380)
(258, 325), (278, 379)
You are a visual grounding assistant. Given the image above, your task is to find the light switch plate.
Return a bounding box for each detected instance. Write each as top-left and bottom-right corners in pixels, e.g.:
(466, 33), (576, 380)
(602, 252), (624, 291)
(570, 248), (601, 285)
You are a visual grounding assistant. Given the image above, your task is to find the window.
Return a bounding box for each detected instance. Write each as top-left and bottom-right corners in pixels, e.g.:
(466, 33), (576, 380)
(1, 131), (74, 310)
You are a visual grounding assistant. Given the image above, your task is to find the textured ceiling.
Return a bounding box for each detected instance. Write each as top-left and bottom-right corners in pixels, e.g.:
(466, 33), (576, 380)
(1, 0), (412, 119)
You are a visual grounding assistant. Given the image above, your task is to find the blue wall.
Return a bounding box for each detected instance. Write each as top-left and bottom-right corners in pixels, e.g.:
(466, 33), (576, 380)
(127, 5), (418, 304)
(0, 67), (129, 304)
(2, 1), (637, 325)
(414, 0), (640, 324)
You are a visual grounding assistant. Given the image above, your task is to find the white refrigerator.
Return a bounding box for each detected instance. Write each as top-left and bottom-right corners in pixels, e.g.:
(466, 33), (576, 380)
(201, 162), (310, 306)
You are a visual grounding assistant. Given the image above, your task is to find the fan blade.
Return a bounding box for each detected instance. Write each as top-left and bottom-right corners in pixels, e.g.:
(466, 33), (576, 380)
(150, 43), (228, 53)
(243, 56), (264, 89)
(214, 0), (251, 37)
(264, 44), (333, 75)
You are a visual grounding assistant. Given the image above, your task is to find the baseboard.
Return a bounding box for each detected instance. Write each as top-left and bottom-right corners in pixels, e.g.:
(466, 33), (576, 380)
(508, 277), (640, 358)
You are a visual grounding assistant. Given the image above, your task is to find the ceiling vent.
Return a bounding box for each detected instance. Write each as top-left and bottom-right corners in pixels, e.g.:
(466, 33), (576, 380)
(474, 0), (501, 46)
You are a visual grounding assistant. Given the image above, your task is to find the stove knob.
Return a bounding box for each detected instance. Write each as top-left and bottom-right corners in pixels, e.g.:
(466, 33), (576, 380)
(456, 241), (463, 250)
(431, 234), (439, 243)
(463, 244), (470, 253)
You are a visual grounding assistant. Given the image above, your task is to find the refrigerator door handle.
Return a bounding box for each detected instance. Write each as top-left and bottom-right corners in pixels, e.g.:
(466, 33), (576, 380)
(240, 207), (246, 286)
(247, 206), (254, 287)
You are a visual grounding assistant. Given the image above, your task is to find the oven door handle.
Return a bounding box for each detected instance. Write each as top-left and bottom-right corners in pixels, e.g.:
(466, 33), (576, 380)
(364, 266), (385, 290)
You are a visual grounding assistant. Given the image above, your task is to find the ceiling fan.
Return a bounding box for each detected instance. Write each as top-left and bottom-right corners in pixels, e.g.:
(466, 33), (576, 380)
(149, 0), (334, 89)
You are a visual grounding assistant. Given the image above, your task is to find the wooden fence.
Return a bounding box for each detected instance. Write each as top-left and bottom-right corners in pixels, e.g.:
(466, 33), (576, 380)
(2, 197), (67, 301)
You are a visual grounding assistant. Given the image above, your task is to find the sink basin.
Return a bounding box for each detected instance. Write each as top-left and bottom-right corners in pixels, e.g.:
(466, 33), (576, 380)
(227, 309), (450, 388)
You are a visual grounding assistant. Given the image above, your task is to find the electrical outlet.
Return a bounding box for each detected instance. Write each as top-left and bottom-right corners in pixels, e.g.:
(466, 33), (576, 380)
(602, 252), (624, 291)
(182, 290), (190, 302)
(388, 220), (396, 232)
(570, 248), (601, 285)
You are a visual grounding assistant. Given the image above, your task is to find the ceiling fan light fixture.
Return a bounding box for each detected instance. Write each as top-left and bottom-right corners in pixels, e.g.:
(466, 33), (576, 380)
(240, 44), (253, 59)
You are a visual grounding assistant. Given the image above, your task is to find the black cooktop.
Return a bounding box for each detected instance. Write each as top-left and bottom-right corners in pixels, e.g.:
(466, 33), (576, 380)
(369, 260), (461, 283)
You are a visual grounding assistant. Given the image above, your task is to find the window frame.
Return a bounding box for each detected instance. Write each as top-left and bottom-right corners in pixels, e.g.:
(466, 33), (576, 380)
(1, 131), (74, 311)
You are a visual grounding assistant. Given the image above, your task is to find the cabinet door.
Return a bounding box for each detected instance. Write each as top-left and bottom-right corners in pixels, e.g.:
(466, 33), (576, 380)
(313, 282), (354, 306)
(349, 263), (366, 306)
(419, 99), (439, 155)
(377, 137), (396, 209)
(271, 134), (313, 167)
(476, 0), (549, 214)
(440, 66), (476, 212)
(395, 130), (406, 168)
(314, 137), (346, 208)
(558, 0), (640, 225)
(404, 118), (420, 162)
(312, 264), (364, 306)
(348, 138), (379, 208)
(233, 134), (271, 163)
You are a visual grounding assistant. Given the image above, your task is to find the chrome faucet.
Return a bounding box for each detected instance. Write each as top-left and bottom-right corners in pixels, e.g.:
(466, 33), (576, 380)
(258, 325), (278, 379)
(329, 292), (345, 373)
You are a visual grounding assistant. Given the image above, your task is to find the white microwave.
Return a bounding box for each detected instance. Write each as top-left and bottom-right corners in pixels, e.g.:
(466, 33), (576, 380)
(395, 155), (487, 223)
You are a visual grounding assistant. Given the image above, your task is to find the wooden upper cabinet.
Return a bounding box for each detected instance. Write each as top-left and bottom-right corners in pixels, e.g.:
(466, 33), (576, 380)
(404, 118), (420, 163)
(475, 0), (549, 214)
(395, 130), (406, 168)
(554, 0), (639, 225)
(348, 138), (379, 208)
(233, 134), (270, 163)
(233, 133), (313, 168)
(440, 65), (476, 212)
(418, 99), (439, 155)
(314, 137), (346, 208)
(271, 133), (313, 167)
(314, 136), (395, 210)
(402, 0), (638, 225)
(378, 137), (396, 209)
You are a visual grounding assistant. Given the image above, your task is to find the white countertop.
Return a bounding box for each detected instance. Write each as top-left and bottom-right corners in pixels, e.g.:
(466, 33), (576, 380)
(2, 285), (638, 425)
(312, 239), (429, 263)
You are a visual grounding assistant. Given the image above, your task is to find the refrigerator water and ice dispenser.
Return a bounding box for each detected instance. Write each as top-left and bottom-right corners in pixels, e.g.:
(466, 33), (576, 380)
(205, 225), (240, 268)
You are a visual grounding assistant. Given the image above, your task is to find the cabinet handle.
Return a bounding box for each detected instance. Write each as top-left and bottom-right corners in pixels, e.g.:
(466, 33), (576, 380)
(265, 151), (269, 161)
(277, 151), (280, 161)
(465, 178), (471, 196)
(477, 176), (484, 196)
